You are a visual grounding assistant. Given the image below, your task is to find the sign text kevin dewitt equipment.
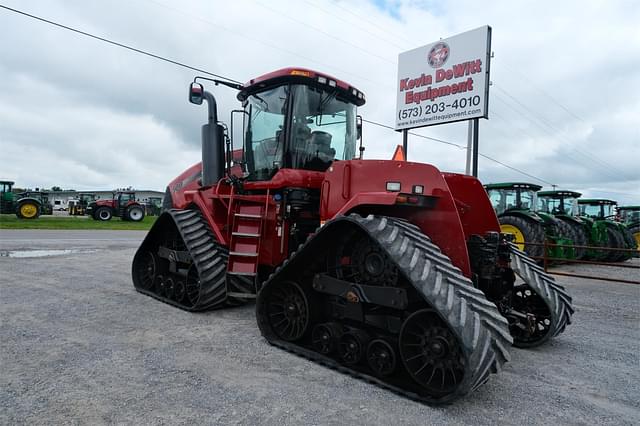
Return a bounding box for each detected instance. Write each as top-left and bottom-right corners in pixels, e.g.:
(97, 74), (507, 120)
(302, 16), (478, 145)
(395, 26), (492, 130)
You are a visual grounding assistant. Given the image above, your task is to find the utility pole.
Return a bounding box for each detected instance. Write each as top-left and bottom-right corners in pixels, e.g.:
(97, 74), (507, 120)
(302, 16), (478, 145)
(402, 129), (408, 160)
(465, 118), (479, 177)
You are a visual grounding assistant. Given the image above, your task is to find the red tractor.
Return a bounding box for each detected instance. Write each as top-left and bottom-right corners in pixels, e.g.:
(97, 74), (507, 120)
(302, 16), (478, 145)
(132, 68), (573, 404)
(87, 191), (145, 222)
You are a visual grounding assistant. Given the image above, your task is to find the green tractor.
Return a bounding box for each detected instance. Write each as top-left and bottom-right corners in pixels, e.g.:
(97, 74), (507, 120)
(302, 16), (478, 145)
(617, 205), (640, 252)
(68, 193), (96, 216)
(15, 190), (54, 219)
(0, 180), (16, 214)
(578, 199), (634, 262)
(537, 190), (589, 259)
(484, 182), (574, 261)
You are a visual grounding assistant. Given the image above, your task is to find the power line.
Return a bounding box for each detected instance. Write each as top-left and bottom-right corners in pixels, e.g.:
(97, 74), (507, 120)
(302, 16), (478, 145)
(0, 4), (241, 84)
(144, 0), (393, 89)
(251, 0), (397, 65)
(0, 3), (581, 187)
(362, 119), (555, 185)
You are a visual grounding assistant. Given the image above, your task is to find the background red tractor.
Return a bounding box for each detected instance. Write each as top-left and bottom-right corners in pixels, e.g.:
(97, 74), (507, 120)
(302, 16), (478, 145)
(132, 68), (573, 404)
(87, 191), (145, 222)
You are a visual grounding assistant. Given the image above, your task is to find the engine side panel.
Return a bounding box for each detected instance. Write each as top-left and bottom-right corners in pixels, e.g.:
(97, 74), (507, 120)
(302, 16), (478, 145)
(442, 172), (500, 238)
(322, 160), (471, 277)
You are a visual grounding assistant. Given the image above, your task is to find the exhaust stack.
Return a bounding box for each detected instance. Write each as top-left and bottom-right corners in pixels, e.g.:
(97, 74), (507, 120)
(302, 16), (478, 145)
(189, 83), (225, 187)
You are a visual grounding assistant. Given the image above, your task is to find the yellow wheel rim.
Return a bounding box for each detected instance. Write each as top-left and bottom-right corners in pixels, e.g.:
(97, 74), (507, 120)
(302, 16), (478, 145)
(633, 232), (640, 251)
(20, 203), (38, 218)
(501, 224), (526, 251)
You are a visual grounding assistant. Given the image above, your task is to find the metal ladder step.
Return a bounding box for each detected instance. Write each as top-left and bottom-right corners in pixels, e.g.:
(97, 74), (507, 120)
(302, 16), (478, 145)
(232, 232), (261, 238)
(227, 292), (258, 299)
(227, 270), (257, 277)
(229, 251), (259, 257)
(235, 213), (262, 219)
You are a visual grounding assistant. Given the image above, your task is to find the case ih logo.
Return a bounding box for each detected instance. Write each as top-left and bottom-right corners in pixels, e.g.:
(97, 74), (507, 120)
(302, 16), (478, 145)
(428, 42), (450, 68)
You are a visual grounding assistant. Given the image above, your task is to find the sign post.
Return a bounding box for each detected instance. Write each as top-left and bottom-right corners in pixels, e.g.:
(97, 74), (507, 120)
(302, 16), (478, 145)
(395, 26), (491, 174)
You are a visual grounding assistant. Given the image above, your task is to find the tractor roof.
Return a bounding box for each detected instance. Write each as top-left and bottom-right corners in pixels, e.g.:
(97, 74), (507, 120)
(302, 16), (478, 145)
(537, 190), (582, 198)
(237, 67), (366, 106)
(578, 199), (617, 205)
(483, 182), (542, 191)
(0, 180), (15, 184)
(617, 205), (640, 210)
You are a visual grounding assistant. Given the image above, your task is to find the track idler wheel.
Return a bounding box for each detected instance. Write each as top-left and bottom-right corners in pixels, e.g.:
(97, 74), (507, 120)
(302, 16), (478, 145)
(509, 285), (552, 347)
(263, 281), (311, 342)
(338, 329), (370, 365)
(133, 251), (156, 290)
(399, 309), (465, 397)
(366, 339), (397, 377)
(312, 323), (342, 355)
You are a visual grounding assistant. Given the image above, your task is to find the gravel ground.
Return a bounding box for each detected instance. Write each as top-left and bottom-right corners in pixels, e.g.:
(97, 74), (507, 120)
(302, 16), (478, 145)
(1, 230), (638, 425)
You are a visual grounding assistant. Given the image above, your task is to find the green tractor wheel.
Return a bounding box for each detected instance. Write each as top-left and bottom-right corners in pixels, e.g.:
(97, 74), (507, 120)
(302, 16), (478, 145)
(499, 215), (546, 259)
(16, 201), (40, 219)
(628, 225), (640, 256)
(557, 218), (587, 260)
(604, 227), (625, 262)
(619, 227), (636, 260)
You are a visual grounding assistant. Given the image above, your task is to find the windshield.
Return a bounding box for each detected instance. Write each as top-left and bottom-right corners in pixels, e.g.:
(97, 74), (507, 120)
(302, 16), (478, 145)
(580, 203), (614, 218)
(244, 85), (288, 181)
(488, 188), (536, 215)
(619, 209), (640, 224)
(288, 85), (357, 171)
(537, 196), (577, 215)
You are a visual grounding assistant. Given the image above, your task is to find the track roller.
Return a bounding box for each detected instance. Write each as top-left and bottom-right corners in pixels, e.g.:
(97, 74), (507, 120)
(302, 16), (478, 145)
(366, 339), (396, 377)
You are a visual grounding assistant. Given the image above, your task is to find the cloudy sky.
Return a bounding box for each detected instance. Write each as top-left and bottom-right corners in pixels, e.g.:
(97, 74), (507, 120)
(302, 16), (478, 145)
(1, 0), (638, 203)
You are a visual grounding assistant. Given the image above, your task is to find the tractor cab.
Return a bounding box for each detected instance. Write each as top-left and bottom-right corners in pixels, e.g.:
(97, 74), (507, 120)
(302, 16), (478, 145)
(537, 190), (581, 217)
(484, 182), (541, 216)
(114, 191), (137, 216)
(189, 68), (364, 187)
(0, 180), (15, 214)
(236, 68), (364, 181)
(578, 199), (617, 219)
(617, 205), (640, 226)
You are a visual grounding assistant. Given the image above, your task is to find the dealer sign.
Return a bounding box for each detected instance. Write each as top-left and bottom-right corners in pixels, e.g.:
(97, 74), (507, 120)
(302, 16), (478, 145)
(395, 26), (492, 130)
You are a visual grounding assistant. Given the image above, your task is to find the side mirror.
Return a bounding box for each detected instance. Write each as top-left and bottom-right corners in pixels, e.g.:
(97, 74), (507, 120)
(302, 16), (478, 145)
(189, 82), (204, 105)
(356, 115), (363, 140)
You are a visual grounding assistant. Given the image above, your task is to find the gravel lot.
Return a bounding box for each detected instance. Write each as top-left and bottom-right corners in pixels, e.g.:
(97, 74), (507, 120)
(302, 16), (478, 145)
(1, 230), (639, 425)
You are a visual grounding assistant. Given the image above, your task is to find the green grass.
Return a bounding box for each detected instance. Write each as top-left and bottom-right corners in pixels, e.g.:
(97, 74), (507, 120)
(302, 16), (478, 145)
(0, 214), (157, 230)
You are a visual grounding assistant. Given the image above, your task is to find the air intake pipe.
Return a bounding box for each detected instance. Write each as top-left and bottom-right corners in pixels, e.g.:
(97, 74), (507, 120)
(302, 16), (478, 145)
(189, 82), (225, 187)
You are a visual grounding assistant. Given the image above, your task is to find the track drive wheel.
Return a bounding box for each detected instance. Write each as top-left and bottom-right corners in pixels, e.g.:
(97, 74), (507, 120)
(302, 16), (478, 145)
(500, 215), (545, 259)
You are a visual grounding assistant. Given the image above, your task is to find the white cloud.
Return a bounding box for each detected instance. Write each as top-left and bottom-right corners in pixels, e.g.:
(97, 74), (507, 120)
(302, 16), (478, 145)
(0, 0), (638, 203)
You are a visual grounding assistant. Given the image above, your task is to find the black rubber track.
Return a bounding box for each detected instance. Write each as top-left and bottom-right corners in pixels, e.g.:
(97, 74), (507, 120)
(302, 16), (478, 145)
(557, 217), (588, 260)
(257, 214), (512, 404)
(508, 244), (574, 347)
(132, 209), (245, 311)
(499, 215), (545, 259)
